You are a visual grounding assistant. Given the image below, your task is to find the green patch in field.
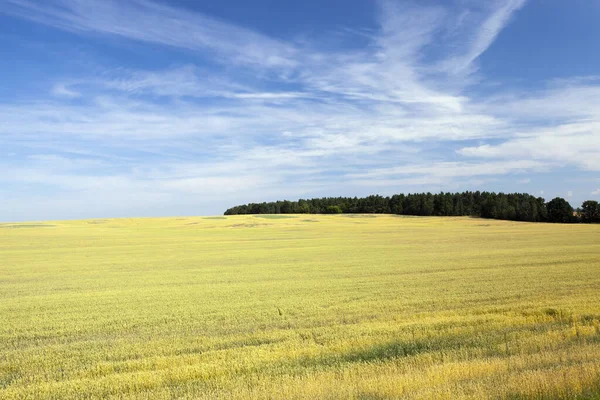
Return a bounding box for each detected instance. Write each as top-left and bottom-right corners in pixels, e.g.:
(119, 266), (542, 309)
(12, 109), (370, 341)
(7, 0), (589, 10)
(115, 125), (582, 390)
(228, 223), (272, 228)
(343, 214), (378, 218)
(0, 224), (55, 228)
(253, 215), (297, 219)
(203, 216), (228, 220)
(302, 219), (319, 222)
(543, 308), (561, 318)
(580, 313), (600, 324)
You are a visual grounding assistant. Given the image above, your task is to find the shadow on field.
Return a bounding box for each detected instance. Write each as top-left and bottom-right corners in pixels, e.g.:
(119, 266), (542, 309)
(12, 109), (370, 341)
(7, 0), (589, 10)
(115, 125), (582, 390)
(296, 333), (469, 369)
(341, 338), (436, 363)
(293, 312), (600, 370)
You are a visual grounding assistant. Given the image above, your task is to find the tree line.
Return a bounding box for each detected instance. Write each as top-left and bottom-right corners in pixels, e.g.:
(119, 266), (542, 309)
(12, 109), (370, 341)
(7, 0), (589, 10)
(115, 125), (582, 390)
(224, 192), (600, 223)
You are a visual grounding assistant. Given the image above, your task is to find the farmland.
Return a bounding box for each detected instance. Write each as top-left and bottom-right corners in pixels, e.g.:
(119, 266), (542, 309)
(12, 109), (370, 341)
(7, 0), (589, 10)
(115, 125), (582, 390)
(1, 215), (600, 399)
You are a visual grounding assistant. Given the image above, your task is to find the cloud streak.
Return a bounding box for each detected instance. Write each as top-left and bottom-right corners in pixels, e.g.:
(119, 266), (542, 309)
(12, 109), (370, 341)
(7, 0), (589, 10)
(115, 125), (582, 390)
(2, 0), (297, 69)
(443, 0), (527, 74)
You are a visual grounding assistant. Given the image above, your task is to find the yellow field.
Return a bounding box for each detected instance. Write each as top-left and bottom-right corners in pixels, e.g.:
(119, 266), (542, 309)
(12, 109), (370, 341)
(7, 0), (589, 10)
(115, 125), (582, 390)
(1, 215), (600, 399)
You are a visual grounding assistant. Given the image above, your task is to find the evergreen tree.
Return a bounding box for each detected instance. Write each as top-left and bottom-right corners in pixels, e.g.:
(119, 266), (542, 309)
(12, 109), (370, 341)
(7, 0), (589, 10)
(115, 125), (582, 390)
(581, 200), (600, 223)
(222, 191), (583, 224)
(546, 197), (575, 223)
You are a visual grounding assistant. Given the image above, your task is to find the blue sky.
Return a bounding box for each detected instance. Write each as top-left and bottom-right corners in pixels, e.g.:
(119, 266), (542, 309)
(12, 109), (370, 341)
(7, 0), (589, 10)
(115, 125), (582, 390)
(1, 0), (599, 221)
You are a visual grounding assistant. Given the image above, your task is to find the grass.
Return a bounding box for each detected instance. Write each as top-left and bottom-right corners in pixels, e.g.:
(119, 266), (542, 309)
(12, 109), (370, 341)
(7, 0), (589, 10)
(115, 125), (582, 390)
(1, 215), (599, 399)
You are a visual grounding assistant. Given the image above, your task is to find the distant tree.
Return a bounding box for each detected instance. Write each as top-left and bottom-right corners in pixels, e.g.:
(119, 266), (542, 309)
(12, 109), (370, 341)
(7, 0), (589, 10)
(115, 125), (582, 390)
(421, 193), (434, 216)
(297, 200), (310, 214)
(280, 200), (293, 214)
(581, 200), (600, 223)
(222, 191), (573, 223)
(442, 193), (454, 216)
(546, 197), (575, 223)
(536, 197), (548, 221)
(403, 194), (418, 215)
(325, 205), (343, 214)
(389, 194), (404, 214)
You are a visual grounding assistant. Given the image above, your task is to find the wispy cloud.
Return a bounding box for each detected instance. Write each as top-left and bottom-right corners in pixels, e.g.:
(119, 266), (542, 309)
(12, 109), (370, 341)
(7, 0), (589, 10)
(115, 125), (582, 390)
(51, 83), (81, 98)
(442, 0), (527, 75)
(458, 80), (600, 172)
(348, 160), (546, 181)
(2, 0), (297, 69)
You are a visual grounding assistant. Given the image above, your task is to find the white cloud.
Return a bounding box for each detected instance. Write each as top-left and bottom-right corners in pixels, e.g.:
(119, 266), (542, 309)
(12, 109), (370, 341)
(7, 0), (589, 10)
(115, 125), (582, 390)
(349, 160), (546, 181)
(482, 79), (600, 121)
(458, 112), (600, 171)
(592, 189), (600, 195)
(567, 191), (573, 198)
(51, 83), (81, 98)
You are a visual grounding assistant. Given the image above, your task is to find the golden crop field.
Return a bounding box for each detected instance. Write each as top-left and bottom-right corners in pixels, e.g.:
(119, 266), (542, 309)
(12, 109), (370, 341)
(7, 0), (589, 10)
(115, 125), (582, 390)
(1, 215), (600, 399)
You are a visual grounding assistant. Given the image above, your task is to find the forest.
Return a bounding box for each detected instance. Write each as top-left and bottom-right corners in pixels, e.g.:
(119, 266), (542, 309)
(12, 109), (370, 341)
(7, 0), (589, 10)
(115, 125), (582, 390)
(224, 192), (600, 223)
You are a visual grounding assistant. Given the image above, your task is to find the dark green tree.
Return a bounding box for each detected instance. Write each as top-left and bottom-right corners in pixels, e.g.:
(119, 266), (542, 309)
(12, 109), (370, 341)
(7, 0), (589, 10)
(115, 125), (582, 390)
(222, 191), (562, 223)
(546, 197), (575, 223)
(325, 205), (343, 214)
(581, 200), (600, 223)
